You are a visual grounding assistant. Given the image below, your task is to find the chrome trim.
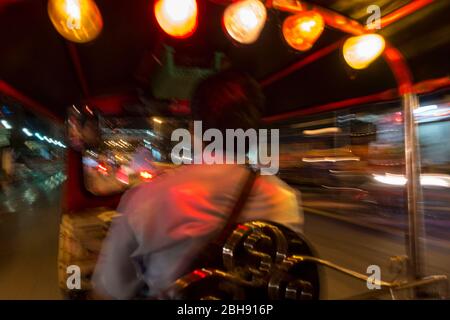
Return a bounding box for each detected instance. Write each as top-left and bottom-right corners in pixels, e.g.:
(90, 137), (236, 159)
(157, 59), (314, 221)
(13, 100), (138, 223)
(402, 93), (425, 285)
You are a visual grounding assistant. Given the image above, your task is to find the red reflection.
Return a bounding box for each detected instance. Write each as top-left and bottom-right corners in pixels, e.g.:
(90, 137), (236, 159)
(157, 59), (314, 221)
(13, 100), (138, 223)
(394, 112), (403, 123)
(193, 270), (207, 278)
(97, 164), (108, 174)
(237, 224), (249, 231)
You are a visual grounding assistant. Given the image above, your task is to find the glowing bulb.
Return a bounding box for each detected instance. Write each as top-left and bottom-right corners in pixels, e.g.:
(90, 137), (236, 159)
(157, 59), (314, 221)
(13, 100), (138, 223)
(48, 0), (103, 43)
(154, 0), (198, 38)
(282, 11), (324, 51)
(66, 0), (81, 20)
(223, 0), (267, 44)
(343, 34), (385, 70)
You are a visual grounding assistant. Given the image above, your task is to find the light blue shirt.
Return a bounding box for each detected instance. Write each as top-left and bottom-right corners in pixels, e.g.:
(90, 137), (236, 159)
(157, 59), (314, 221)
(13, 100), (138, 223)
(92, 164), (303, 299)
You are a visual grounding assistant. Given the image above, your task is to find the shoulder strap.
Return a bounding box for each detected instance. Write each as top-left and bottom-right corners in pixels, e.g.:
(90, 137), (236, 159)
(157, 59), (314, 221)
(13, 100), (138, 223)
(213, 168), (259, 245)
(164, 168), (259, 297)
(180, 168), (258, 273)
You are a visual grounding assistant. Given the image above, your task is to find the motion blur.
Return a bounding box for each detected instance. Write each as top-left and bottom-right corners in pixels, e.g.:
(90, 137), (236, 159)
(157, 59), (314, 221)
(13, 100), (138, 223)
(0, 0), (449, 300)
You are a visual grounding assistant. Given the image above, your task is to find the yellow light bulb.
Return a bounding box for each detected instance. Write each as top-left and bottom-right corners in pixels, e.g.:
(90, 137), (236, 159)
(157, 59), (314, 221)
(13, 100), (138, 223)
(154, 0), (198, 38)
(282, 11), (324, 51)
(223, 0), (267, 44)
(48, 0), (103, 43)
(343, 34), (386, 70)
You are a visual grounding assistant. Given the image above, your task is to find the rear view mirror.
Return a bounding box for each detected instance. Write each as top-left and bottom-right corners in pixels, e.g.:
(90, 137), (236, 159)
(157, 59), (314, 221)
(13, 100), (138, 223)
(67, 105), (101, 151)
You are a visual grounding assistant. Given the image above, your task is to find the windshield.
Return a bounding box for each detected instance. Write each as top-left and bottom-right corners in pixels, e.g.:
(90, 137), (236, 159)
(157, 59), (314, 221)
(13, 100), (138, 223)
(82, 115), (187, 195)
(276, 94), (450, 298)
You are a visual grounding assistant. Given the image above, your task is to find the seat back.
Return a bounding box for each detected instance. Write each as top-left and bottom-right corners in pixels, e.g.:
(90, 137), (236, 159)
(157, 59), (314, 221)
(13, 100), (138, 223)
(166, 221), (321, 300)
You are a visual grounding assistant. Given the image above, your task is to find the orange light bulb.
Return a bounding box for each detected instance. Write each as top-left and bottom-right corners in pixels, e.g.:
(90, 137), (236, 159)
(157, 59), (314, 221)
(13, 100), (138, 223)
(282, 11), (324, 51)
(343, 34), (386, 69)
(223, 0), (267, 44)
(154, 0), (198, 38)
(48, 0), (103, 43)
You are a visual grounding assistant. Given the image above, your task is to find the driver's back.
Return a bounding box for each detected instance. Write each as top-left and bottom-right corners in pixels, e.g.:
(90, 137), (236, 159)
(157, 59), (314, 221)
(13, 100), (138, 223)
(92, 163), (303, 299)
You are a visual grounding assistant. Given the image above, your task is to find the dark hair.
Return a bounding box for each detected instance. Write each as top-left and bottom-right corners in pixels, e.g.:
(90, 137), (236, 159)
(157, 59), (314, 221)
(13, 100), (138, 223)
(191, 70), (264, 134)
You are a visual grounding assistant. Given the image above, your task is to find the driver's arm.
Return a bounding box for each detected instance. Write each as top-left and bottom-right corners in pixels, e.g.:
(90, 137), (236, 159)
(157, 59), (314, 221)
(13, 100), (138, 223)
(91, 213), (144, 299)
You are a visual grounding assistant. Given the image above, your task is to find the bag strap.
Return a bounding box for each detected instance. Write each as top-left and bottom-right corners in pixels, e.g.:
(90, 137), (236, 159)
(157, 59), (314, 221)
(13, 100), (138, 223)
(212, 168), (259, 246)
(183, 168), (259, 270)
(161, 168), (259, 299)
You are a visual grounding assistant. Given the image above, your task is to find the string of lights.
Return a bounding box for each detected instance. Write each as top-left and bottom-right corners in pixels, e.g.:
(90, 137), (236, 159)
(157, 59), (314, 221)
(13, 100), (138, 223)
(47, 0), (386, 70)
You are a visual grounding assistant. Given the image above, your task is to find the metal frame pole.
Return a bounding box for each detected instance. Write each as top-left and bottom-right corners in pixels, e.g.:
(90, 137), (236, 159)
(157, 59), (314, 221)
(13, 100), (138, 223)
(402, 93), (425, 283)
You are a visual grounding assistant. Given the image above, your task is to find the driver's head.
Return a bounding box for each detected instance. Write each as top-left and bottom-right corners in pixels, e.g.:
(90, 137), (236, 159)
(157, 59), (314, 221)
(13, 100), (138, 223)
(191, 70), (264, 134)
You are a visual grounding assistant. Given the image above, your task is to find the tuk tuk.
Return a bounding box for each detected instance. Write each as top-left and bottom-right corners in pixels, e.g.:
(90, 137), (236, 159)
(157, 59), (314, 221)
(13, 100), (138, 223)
(0, 0), (449, 300)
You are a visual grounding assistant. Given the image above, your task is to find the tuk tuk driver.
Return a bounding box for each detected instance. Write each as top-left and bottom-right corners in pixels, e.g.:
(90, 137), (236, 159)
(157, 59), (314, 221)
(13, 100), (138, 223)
(92, 71), (304, 299)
